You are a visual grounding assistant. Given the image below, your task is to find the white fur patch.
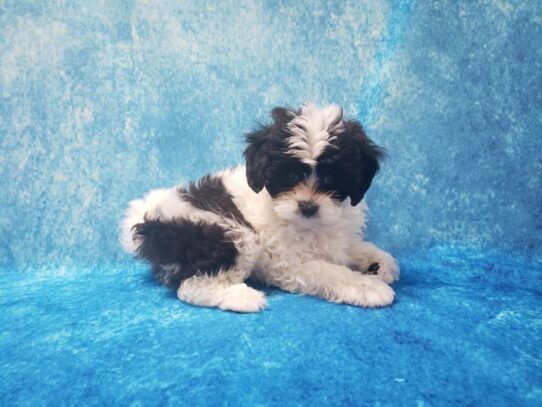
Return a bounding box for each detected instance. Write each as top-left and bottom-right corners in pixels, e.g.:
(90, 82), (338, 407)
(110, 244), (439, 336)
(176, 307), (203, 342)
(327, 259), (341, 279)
(344, 275), (395, 307)
(177, 278), (267, 313)
(216, 283), (267, 313)
(286, 103), (345, 166)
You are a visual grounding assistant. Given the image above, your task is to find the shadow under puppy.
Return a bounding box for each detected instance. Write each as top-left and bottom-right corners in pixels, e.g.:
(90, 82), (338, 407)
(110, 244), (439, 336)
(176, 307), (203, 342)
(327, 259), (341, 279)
(120, 103), (400, 312)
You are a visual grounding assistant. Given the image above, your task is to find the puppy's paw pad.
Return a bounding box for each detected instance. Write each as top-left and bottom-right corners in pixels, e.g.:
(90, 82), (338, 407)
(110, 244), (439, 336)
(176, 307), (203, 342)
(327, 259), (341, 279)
(219, 284), (267, 313)
(367, 263), (380, 274)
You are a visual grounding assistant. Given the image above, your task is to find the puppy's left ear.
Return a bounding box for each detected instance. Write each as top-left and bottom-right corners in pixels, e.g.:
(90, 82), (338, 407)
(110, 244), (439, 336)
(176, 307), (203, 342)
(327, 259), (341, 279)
(345, 121), (385, 206)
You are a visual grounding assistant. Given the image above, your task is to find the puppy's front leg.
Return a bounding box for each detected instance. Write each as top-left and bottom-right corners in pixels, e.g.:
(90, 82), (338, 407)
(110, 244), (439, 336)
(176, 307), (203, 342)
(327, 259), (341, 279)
(349, 241), (400, 284)
(275, 260), (394, 308)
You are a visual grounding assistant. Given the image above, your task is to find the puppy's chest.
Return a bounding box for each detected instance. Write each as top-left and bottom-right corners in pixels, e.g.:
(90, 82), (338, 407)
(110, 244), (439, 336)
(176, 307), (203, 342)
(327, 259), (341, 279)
(258, 225), (352, 265)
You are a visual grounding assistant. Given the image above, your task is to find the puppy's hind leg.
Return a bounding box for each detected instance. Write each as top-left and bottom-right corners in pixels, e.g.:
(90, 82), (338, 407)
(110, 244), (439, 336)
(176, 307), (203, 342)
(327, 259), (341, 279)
(178, 272), (267, 313)
(134, 215), (264, 312)
(178, 226), (265, 313)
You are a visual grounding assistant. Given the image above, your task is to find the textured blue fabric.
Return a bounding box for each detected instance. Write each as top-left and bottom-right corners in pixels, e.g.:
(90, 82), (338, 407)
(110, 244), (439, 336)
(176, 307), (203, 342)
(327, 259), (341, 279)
(1, 1), (541, 405)
(1, 247), (541, 405)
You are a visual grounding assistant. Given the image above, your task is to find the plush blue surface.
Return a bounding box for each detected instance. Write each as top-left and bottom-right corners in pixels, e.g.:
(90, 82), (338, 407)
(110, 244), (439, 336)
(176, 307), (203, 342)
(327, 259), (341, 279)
(1, 247), (541, 405)
(1, 0), (541, 405)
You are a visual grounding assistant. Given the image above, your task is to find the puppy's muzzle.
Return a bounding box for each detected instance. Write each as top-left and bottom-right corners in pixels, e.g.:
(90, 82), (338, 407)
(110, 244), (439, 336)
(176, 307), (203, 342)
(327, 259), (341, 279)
(298, 201), (319, 218)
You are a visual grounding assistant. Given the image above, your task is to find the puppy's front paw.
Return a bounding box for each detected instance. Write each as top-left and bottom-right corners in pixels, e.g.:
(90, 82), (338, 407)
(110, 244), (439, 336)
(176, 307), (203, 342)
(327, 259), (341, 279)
(218, 283), (267, 313)
(371, 252), (400, 284)
(344, 275), (395, 308)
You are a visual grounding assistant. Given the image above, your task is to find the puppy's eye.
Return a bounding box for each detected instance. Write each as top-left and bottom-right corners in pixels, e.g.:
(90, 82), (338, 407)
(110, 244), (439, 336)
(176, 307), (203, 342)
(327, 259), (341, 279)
(322, 175), (334, 185)
(287, 172), (300, 182)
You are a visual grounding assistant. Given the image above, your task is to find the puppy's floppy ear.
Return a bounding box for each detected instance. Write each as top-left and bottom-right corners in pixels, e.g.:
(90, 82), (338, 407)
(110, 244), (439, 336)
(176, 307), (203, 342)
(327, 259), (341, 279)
(244, 125), (273, 193)
(243, 107), (295, 193)
(343, 120), (385, 206)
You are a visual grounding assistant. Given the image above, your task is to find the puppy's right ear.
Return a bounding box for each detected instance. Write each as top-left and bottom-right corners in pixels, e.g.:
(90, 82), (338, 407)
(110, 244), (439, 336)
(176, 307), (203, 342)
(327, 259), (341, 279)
(244, 125), (272, 193)
(244, 107), (295, 193)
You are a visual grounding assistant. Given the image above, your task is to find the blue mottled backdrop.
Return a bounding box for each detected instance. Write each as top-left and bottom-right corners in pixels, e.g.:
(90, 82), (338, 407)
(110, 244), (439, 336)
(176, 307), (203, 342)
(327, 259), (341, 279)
(1, 1), (541, 405)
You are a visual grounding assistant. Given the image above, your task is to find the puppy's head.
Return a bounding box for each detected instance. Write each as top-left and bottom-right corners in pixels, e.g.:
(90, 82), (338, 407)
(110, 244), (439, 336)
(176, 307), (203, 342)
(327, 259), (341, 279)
(244, 103), (384, 228)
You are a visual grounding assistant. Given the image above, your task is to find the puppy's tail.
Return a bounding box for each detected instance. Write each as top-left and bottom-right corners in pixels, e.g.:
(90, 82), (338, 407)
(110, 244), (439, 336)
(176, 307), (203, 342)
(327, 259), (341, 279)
(119, 188), (170, 254)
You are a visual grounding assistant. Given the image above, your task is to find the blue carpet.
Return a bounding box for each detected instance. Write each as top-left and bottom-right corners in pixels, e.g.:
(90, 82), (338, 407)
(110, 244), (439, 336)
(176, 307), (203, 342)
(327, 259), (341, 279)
(1, 246), (541, 405)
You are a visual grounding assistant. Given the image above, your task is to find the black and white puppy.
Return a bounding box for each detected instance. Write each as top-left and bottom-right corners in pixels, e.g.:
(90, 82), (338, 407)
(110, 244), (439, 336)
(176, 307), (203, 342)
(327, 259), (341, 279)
(121, 104), (399, 312)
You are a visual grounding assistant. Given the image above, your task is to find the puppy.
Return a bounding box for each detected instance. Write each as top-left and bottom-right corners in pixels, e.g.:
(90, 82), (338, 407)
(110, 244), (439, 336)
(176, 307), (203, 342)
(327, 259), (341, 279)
(120, 103), (399, 312)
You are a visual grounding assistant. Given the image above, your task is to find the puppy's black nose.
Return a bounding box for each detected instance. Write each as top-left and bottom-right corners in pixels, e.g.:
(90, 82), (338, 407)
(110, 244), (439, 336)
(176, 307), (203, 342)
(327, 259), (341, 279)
(298, 201), (319, 218)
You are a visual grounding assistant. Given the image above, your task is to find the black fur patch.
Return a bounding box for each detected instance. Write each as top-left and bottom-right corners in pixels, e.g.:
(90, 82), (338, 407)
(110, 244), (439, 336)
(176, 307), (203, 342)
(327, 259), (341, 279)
(264, 158), (311, 198)
(178, 175), (253, 229)
(244, 107), (297, 193)
(133, 219), (238, 287)
(317, 120), (385, 205)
